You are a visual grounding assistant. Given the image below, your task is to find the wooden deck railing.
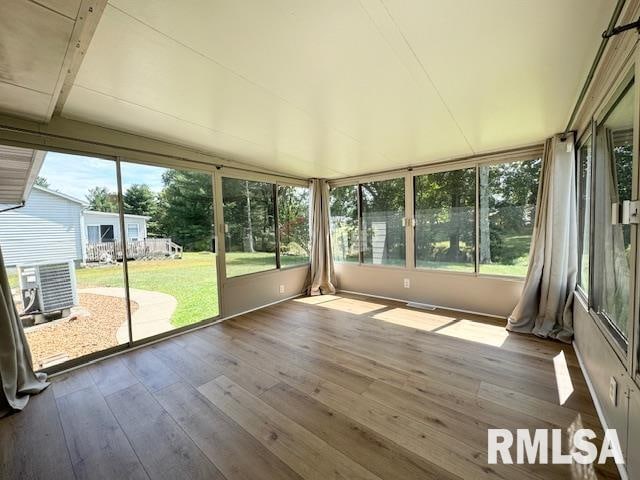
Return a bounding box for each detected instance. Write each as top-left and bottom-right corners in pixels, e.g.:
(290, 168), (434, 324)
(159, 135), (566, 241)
(85, 238), (182, 263)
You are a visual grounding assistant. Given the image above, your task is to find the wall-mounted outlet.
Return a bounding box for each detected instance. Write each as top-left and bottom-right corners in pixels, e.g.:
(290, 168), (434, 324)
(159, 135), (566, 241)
(279, 284), (285, 294)
(403, 278), (410, 289)
(609, 376), (618, 406)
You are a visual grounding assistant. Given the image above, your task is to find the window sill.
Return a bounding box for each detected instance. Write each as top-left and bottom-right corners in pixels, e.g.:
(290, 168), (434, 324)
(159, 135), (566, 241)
(335, 262), (526, 282)
(224, 263), (309, 283)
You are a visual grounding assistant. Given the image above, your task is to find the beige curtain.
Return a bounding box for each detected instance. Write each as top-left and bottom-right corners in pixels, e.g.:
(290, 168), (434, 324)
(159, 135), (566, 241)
(0, 246), (48, 417)
(307, 179), (336, 296)
(507, 133), (577, 343)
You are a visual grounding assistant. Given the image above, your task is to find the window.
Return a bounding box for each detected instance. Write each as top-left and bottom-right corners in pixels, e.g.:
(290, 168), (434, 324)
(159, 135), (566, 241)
(478, 158), (541, 277)
(577, 137), (592, 294)
(126, 223), (140, 241)
(100, 224), (114, 242)
(222, 177), (277, 277)
(330, 185), (359, 263)
(87, 225), (99, 243)
(278, 185), (310, 267)
(414, 168), (475, 272)
(120, 162), (219, 339)
(361, 178), (405, 265)
(592, 80), (635, 344)
(10, 150), (128, 369)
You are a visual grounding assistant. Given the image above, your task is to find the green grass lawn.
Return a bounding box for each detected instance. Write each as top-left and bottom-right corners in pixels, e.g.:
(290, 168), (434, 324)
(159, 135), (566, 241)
(78, 252), (219, 328)
(7, 251), (308, 328)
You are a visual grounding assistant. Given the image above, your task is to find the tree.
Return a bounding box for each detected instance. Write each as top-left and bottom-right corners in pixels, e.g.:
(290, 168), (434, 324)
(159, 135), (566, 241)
(278, 186), (310, 256)
(124, 184), (159, 235)
(86, 187), (118, 212)
(124, 184), (156, 215)
(415, 168), (475, 263)
(157, 169), (214, 251)
(35, 176), (50, 188)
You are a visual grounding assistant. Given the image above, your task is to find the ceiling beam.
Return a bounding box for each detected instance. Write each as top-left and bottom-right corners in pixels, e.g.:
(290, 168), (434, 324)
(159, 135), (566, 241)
(48, 0), (108, 119)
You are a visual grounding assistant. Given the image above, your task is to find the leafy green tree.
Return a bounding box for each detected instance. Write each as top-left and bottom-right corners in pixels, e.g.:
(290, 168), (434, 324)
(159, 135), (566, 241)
(124, 184), (159, 235)
(482, 158), (541, 265)
(157, 170), (214, 251)
(86, 186), (118, 213)
(361, 178), (405, 262)
(415, 168), (475, 263)
(278, 186), (310, 256)
(329, 185), (359, 262)
(221, 178), (275, 254)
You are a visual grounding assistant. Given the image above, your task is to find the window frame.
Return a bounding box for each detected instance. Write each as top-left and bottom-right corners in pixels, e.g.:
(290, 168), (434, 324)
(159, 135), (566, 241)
(87, 224), (100, 244)
(277, 183), (312, 270)
(329, 173), (410, 270)
(0, 139), (312, 375)
(576, 128), (594, 304)
(126, 222), (140, 241)
(328, 149), (543, 280)
(219, 169), (311, 281)
(413, 165), (477, 274)
(588, 73), (639, 360)
(100, 224), (115, 242)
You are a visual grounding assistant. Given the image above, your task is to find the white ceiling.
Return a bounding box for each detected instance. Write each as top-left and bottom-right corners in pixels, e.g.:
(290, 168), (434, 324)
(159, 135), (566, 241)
(22, 1), (619, 178)
(0, 0), (80, 121)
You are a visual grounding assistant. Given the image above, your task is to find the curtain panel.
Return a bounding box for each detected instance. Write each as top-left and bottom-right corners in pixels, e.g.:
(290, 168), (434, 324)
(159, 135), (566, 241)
(307, 179), (336, 296)
(0, 246), (48, 417)
(507, 133), (578, 343)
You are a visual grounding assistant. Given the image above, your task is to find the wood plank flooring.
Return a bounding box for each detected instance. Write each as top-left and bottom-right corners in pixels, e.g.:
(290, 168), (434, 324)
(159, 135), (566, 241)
(0, 293), (621, 479)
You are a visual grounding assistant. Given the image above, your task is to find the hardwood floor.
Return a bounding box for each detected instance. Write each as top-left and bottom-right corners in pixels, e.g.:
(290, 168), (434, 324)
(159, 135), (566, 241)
(1, 293), (621, 479)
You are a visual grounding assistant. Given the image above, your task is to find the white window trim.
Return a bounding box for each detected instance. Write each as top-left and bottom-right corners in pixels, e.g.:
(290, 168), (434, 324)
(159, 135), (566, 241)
(87, 224), (100, 243)
(126, 223), (140, 241)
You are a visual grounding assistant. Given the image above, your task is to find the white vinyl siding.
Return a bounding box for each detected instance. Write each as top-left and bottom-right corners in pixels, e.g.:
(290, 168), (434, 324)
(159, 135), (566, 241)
(82, 212), (147, 242)
(0, 188), (84, 266)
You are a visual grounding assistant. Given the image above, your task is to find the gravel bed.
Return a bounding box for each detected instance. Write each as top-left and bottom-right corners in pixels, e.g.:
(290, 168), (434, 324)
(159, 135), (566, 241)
(25, 293), (138, 369)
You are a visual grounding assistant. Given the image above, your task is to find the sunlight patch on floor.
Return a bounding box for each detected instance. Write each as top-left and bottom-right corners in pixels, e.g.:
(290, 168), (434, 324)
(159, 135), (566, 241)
(553, 351), (574, 405)
(372, 307), (508, 347)
(294, 295), (342, 305)
(317, 297), (388, 315)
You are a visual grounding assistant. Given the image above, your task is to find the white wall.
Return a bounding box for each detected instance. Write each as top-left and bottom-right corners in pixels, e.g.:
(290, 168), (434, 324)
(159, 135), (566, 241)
(0, 188), (83, 266)
(123, 217), (147, 240)
(573, 297), (631, 464)
(335, 263), (523, 318)
(222, 265), (309, 317)
(83, 212), (147, 241)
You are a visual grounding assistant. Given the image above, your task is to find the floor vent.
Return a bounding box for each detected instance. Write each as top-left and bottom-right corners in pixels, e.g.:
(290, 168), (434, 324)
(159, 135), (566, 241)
(406, 302), (436, 311)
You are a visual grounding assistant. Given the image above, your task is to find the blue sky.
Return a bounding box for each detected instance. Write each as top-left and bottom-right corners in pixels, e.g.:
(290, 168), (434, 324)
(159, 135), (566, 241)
(38, 152), (167, 201)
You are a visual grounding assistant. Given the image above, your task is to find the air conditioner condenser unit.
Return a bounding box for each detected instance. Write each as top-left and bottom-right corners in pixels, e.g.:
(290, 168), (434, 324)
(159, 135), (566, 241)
(17, 261), (78, 320)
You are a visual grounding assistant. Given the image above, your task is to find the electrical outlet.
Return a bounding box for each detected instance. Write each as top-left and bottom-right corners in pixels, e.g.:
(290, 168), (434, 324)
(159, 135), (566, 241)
(403, 278), (410, 289)
(279, 285), (285, 294)
(609, 377), (618, 406)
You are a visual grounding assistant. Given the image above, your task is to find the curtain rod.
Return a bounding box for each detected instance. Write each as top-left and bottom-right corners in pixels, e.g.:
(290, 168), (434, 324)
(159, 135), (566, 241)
(564, 0), (627, 132)
(0, 124), (309, 183)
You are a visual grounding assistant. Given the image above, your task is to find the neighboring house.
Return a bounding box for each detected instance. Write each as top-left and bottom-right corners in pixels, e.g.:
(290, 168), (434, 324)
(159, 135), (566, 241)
(83, 210), (148, 244)
(0, 186), (149, 267)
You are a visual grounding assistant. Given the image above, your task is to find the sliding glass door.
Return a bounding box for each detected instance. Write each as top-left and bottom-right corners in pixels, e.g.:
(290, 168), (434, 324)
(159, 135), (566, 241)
(119, 161), (220, 341)
(0, 149), (128, 369)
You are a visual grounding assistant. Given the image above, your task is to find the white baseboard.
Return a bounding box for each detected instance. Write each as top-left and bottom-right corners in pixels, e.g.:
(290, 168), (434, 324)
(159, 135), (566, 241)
(337, 289), (506, 320)
(573, 340), (628, 480)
